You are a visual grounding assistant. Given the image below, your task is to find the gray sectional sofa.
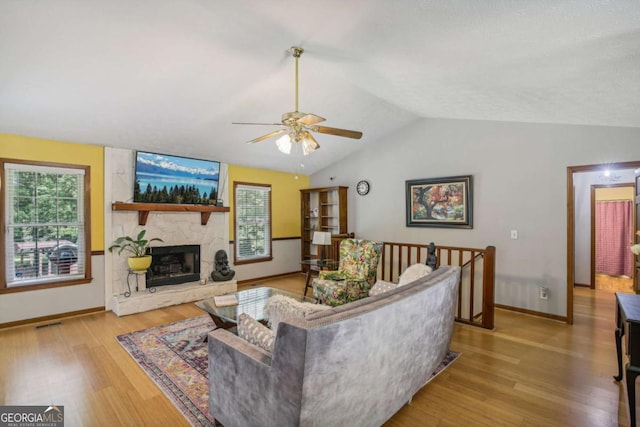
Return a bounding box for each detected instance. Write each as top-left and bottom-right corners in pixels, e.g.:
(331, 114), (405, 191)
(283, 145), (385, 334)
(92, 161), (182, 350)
(207, 265), (461, 427)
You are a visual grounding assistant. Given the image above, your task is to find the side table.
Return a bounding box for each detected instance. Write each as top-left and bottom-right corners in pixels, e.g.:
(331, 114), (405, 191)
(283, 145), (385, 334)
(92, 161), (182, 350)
(614, 292), (640, 427)
(301, 259), (339, 297)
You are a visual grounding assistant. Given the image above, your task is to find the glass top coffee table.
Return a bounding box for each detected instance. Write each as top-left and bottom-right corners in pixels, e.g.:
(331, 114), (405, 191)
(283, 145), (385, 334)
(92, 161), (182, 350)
(196, 287), (315, 330)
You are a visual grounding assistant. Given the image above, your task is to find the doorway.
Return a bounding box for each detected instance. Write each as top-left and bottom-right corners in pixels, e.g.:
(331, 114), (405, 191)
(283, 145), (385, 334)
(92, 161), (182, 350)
(590, 184), (634, 293)
(566, 161), (640, 325)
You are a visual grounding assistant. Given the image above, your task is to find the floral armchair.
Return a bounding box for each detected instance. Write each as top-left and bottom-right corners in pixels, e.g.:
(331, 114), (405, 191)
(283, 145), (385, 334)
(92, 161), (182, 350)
(312, 239), (383, 306)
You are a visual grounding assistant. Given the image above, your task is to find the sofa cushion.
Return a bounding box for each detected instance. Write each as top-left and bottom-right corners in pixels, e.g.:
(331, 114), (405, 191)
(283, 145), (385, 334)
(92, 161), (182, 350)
(398, 263), (433, 286)
(237, 313), (275, 353)
(264, 294), (331, 332)
(369, 280), (398, 296)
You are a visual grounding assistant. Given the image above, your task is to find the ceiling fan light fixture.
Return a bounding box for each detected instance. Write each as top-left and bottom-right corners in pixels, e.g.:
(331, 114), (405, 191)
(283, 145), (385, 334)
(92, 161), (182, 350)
(234, 46), (362, 155)
(301, 132), (319, 156)
(276, 134), (292, 154)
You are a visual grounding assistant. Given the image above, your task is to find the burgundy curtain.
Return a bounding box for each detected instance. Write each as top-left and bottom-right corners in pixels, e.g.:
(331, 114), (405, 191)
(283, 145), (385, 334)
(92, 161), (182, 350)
(595, 200), (634, 277)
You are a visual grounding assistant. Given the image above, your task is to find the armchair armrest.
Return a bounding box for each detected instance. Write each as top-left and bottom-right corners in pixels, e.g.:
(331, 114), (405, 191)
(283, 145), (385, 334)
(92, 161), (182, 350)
(318, 270), (358, 280)
(207, 324), (308, 426)
(209, 328), (272, 366)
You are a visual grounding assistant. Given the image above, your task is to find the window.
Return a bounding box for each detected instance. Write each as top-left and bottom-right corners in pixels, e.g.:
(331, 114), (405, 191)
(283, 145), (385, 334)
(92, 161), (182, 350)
(234, 182), (272, 264)
(1, 159), (91, 292)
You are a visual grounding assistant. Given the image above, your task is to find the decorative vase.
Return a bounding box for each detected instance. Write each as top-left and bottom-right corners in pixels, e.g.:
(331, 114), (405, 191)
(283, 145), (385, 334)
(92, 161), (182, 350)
(128, 255), (152, 273)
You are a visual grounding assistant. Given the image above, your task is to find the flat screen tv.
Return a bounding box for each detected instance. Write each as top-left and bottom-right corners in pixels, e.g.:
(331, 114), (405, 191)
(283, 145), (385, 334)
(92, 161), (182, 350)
(134, 151), (221, 205)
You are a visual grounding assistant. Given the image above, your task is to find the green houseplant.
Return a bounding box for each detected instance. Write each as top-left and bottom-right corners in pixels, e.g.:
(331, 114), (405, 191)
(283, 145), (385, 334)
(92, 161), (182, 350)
(108, 229), (163, 272)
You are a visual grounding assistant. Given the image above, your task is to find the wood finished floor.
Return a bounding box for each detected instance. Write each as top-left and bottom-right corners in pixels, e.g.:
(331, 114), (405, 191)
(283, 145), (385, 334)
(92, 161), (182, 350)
(596, 273), (634, 293)
(0, 274), (634, 426)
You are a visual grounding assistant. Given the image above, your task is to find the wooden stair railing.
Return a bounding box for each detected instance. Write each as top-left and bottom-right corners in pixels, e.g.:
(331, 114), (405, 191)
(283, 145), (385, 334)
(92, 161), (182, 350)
(380, 242), (495, 329)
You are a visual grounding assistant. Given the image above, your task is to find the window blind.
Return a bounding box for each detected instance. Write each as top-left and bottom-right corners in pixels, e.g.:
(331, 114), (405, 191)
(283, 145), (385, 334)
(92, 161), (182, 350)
(4, 163), (86, 286)
(235, 184), (272, 261)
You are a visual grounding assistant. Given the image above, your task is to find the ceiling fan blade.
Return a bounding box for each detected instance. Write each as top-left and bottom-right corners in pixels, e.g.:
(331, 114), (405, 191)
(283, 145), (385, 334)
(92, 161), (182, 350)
(247, 129), (286, 144)
(312, 126), (363, 139)
(297, 114), (326, 125)
(233, 122), (282, 126)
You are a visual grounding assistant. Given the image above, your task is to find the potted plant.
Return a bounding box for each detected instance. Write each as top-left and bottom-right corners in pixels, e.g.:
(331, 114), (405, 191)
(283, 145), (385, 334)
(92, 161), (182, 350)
(108, 229), (163, 272)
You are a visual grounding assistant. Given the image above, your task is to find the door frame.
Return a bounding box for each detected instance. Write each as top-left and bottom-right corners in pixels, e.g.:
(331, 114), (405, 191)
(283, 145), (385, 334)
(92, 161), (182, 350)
(566, 161), (640, 324)
(590, 183), (635, 289)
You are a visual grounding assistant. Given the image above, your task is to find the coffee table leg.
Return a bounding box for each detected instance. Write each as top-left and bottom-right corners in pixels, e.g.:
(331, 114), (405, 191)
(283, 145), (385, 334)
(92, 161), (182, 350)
(208, 313), (235, 330)
(304, 269), (313, 296)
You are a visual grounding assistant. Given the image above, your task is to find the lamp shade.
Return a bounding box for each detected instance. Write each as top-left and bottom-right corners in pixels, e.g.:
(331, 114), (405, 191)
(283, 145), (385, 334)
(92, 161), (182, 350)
(312, 231), (332, 246)
(276, 134), (292, 154)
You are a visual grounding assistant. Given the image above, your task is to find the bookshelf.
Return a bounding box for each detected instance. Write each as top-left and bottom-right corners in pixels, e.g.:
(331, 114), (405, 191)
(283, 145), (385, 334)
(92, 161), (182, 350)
(300, 186), (348, 263)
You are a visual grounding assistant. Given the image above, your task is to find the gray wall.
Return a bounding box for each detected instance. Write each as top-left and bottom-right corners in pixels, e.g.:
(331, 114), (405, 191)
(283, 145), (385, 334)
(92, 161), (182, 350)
(310, 118), (640, 317)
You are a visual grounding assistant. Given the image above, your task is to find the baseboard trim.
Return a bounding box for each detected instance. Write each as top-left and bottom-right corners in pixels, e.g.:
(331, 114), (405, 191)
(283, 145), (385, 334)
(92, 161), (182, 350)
(495, 304), (567, 322)
(237, 271), (303, 286)
(0, 306), (106, 330)
(574, 283), (591, 288)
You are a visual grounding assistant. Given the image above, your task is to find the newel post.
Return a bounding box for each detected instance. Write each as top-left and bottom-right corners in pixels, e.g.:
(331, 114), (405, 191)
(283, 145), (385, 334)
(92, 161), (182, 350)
(481, 245), (496, 329)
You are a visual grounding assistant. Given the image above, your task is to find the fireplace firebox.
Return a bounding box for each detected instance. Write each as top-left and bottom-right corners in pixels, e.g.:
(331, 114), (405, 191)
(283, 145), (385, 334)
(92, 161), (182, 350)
(145, 245), (200, 287)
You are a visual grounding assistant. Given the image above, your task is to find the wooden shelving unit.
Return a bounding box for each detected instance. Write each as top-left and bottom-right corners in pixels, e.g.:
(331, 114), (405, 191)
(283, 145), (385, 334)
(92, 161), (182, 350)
(112, 202), (229, 226)
(300, 186), (348, 263)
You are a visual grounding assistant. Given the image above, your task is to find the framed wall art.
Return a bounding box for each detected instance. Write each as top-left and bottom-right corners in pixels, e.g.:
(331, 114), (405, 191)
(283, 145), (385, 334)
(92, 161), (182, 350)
(405, 175), (473, 228)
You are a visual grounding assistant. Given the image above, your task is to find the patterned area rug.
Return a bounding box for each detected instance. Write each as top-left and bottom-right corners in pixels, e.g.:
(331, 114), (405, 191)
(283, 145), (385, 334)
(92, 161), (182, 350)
(116, 315), (460, 427)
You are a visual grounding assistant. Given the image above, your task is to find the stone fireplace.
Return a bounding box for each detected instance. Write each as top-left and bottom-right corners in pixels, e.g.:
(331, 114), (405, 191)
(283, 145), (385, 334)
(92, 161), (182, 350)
(106, 147), (236, 316)
(146, 244), (201, 288)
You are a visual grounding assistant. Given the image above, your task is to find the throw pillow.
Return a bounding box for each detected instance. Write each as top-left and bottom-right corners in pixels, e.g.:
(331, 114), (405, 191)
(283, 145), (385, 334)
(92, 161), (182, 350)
(237, 313), (275, 353)
(264, 294), (331, 332)
(369, 280), (398, 296)
(398, 263), (433, 287)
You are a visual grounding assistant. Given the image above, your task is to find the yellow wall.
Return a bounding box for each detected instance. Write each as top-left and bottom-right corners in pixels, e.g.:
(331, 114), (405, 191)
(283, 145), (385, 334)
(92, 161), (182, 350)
(0, 133), (105, 251)
(595, 186), (634, 201)
(228, 165), (309, 239)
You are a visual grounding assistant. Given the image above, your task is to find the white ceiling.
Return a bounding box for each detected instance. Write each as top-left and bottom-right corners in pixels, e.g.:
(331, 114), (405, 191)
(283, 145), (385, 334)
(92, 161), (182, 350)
(1, 1), (639, 174)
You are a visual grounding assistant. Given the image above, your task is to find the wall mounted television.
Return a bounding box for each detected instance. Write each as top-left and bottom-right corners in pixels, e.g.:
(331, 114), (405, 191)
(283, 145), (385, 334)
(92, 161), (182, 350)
(134, 151), (220, 205)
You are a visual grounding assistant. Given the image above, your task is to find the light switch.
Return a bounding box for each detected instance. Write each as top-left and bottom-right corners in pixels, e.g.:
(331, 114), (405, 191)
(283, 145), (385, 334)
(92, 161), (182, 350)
(510, 230), (518, 240)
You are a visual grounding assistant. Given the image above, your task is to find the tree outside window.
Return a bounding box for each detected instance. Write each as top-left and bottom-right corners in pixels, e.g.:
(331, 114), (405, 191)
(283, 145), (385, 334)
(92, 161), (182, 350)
(1, 159), (91, 292)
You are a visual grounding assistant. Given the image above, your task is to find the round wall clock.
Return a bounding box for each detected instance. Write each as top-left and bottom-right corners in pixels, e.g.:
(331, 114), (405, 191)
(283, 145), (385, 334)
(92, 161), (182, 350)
(356, 180), (370, 196)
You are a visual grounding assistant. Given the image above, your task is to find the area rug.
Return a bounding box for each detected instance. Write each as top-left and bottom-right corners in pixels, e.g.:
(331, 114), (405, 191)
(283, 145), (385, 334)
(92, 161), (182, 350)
(116, 315), (460, 427)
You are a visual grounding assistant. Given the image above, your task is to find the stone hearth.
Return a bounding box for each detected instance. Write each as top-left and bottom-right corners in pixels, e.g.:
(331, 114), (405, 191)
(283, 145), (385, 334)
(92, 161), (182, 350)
(112, 279), (237, 316)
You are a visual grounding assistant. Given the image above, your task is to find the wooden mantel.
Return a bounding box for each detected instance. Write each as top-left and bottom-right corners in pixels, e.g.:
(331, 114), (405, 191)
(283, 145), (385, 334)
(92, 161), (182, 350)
(112, 202), (230, 226)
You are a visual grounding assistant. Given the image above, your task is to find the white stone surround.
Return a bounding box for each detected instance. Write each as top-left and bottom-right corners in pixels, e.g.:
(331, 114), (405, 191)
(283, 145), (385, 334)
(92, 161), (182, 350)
(106, 147), (232, 313)
(112, 279), (237, 316)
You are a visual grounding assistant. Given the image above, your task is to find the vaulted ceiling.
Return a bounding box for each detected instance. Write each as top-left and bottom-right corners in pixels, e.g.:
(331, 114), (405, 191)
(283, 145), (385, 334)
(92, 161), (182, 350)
(1, 1), (639, 174)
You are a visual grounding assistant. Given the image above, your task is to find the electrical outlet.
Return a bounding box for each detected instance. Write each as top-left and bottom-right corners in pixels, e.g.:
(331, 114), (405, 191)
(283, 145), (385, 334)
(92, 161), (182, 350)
(539, 286), (549, 300)
(510, 230), (518, 239)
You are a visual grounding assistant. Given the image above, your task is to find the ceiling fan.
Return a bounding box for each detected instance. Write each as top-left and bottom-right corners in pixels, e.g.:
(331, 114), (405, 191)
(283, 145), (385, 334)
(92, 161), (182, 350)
(233, 46), (363, 156)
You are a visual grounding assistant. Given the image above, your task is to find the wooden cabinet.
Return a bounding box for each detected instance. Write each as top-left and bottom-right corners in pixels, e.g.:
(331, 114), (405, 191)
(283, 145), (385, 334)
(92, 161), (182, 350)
(300, 186), (348, 262)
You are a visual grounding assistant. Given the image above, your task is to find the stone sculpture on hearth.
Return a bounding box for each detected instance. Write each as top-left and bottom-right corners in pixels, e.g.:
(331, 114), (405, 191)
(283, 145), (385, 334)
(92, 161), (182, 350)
(211, 249), (235, 281)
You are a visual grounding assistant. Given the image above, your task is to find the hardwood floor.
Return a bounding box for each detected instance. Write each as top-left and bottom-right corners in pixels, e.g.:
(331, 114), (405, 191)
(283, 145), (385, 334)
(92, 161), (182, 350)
(596, 273), (634, 293)
(0, 275), (633, 426)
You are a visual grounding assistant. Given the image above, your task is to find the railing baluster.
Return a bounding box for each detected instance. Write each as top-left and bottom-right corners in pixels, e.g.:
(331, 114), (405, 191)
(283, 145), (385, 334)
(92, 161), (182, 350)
(398, 245), (403, 281)
(381, 244), (387, 281)
(390, 244), (395, 282)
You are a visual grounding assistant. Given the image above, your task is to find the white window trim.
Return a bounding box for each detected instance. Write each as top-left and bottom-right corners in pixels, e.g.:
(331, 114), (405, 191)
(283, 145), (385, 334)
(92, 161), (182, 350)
(234, 182), (272, 264)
